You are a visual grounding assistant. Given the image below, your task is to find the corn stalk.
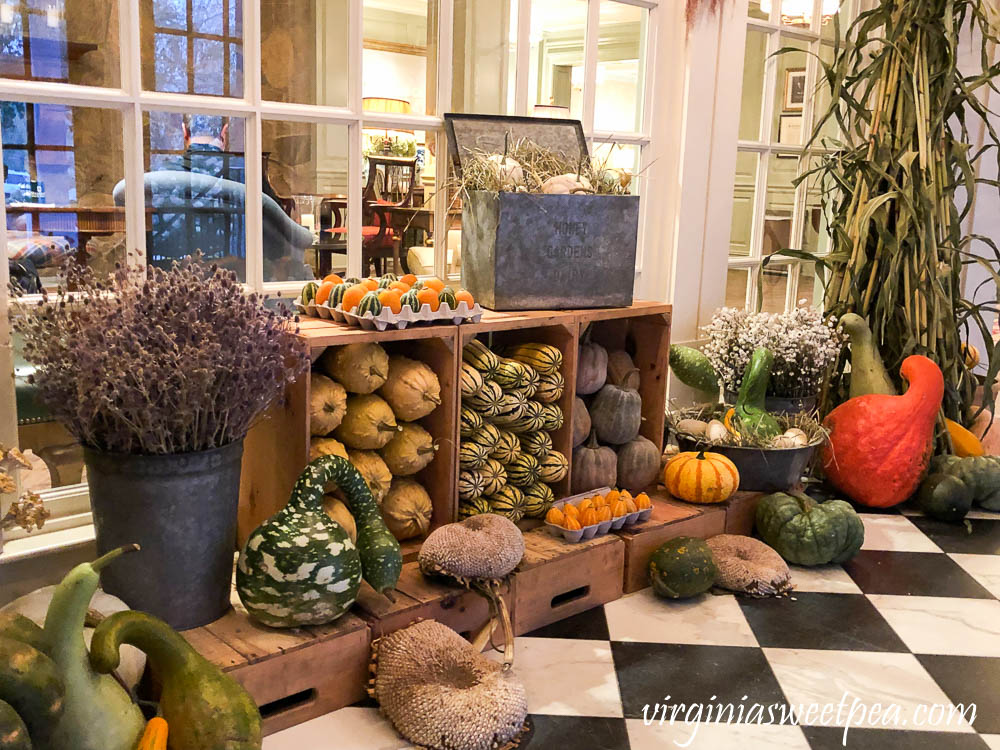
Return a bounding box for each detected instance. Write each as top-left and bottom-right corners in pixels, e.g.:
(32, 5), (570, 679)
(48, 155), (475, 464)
(782, 0), (1000, 441)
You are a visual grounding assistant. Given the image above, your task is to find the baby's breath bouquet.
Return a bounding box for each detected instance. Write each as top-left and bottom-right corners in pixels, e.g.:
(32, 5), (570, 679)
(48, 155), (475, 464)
(11, 257), (309, 455)
(704, 306), (845, 398)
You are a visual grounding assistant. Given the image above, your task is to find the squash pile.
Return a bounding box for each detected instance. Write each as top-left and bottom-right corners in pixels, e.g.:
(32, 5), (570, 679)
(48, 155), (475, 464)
(573, 330), (660, 494)
(544, 489), (651, 531)
(309, 340), (439, 542)
(457, 339), (569, 522)
(301, 273), (476, 317)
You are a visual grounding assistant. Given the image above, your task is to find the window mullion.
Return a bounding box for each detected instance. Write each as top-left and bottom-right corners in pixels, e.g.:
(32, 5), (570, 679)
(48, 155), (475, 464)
(242, 0), (264, 291)
(515, 0), (531, 115)
(582, 0), (600, 134)
(120, 0), (146, 271)
(639, 4), (655, 135)
(0, 115), (15, 523)
(348, 0), (363, 277)
(434, 0), (454, 279)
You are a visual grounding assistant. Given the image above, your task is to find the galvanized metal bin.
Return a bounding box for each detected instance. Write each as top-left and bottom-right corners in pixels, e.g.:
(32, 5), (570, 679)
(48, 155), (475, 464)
(445, 113), (639, 311)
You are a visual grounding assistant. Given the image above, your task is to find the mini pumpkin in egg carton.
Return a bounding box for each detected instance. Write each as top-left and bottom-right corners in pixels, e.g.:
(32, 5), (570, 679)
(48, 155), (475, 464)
(298, 273), (483, 330)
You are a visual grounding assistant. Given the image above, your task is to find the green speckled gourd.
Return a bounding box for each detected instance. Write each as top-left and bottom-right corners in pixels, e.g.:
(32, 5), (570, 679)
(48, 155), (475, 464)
(754, 491), (864, 566)
(733, 348), (781, 440)
(460, 406), (484, 438)
(648, 537), (717, 599)
(357, 291), (383, 317)
(519, 430), (553, 458)
(238, 455), (401, 627)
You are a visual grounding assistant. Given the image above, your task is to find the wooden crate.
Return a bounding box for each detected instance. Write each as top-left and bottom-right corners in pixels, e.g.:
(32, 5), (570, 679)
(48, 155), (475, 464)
(184, 606), (371, 736)
(577, 302), (672, 457)
(353, 561), (509, 645)
(513, 527), (624, 634)
(721, 491), (766, 536)
(614, 492), (726, 593)
(238, 321), (461, 545)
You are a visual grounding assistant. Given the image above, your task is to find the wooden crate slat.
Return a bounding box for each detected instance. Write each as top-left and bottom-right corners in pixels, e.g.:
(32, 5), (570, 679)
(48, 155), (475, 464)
(182, 625), (247, 669)
(204, 609), (315, 664)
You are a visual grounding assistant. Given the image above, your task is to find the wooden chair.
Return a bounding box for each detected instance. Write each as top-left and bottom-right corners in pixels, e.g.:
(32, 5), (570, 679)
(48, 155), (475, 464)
(363, 156), (418, 275)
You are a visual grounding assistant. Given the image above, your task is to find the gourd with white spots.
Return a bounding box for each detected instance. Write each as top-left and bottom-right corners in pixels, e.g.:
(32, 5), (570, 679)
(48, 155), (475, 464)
(237, 455), (402, 627)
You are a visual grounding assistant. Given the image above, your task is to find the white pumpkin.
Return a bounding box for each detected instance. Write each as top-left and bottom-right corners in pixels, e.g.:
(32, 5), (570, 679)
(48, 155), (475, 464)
(705, 419), (729, 444)
(485, 154), (524, 189)
(772, 428), (809, 449)
(675, 418), (709, 437)
(541, 173), (593, 195)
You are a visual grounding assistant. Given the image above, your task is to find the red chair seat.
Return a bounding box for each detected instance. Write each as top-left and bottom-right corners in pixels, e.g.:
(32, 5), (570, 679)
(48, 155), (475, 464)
(327, 226), (395, 239)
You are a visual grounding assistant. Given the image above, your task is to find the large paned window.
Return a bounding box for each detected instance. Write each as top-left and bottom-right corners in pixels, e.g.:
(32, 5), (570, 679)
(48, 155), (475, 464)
(0, 0), (662, 549)
(727, 0), (855, 311)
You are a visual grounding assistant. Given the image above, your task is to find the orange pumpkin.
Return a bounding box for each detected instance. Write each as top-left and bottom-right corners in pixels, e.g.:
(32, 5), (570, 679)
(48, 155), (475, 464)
(576, 498), (594, 513)
(361, 278), (379, 291)
(422, 277), (445, 292)
(580, 508), (598, 527)
(663, 450), (739, 504)
(378, 289), (402, 314)
(563, 515), (582, 530)
(340, 284), (367, 312)
(611, 500), (629, 517)
(635, 492), (652, 510)
(562, 504), (579, 520)
(624, 497), (638, 513)
(400, 273), (418, 286)
(604, 490), (620, 506)
(592, 494), (609, 508)
(389, 281), (411, 293)
(417, 288), (440, 312)
(455, 289), (475, 307)
(546, 507), (565, 525)
(596, 506), (612, 522)
(315, 281), (336, 305)
(323, 273), (344, 285)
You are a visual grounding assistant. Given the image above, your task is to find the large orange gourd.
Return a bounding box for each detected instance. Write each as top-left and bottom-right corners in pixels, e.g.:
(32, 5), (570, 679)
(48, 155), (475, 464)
(821, 355), (943, 508)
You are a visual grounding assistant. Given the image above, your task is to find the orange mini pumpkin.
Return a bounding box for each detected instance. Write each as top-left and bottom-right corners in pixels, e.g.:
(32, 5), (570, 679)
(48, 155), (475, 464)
(455, 289), (475, 307)
(422, 277), (445, 292)
(562, 504), (580, 520)
(417, 288), (440, 312)
(340, 284), (367, 312)
(580, 508), (598, 527)
(378, 289), (402, 314)
(361, 278), (379, 291)
(663, 450), (739, 504)
(315, 280), (336, 305)
(389, 281), (411, 293)
(635, 492), (652, 510)
(546, 507), (565, 525)
(563, 515), (582, 531)
(611, 500), (629, 517)
(624, 497), (638, 513)
(604, 490), (620, 506)
(323, 273), (344, 285)
(597, 506), (612, 522)
(400, 273), (418, 286)
(576, 498), (594, 513)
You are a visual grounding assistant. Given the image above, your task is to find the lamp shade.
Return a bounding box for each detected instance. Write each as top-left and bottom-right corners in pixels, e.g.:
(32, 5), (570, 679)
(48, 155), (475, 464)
(363, 97), (412, 115)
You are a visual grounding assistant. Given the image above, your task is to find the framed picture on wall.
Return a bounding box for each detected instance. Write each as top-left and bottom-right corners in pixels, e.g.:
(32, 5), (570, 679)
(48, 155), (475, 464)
(784, 69), (807, 111)
(777, 114), (803, 149)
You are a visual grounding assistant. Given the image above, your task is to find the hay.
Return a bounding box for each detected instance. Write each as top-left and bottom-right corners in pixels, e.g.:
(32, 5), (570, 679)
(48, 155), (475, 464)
(666, 404), (828, 450)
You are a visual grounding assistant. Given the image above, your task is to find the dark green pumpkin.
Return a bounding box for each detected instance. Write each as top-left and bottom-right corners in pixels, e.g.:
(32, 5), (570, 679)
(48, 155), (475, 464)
(300, 281), (319, 304)
(916, 473), (973, 522)
(328, 283), (349, 308)
(755, 491), (864, 566)
(400, 288), (422, 311)
(357, 291), (383, 317)
(648, 537), (717, 599)
(438, 287), (458, 310)
(938, 455), (1000, 509)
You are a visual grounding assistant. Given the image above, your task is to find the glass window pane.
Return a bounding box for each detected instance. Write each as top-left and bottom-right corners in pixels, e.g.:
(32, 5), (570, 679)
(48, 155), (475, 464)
(594, 1), (646, 133)
(451, 0), (515, 114)
(796, 262), (824, 308)
(765, 152), (797, 255)
(730, 150), (758, 257)
(0, 0), (120, 86)
(773, 36), (807, 146)
(261, 0), (349, 107)
(4, 102), (127, 289)
(528, 0), (587, 120)
(143, 110), (247, 280)
(593, 142), (640, 194)
(760, 265), (789, 312)
(363, 0), (438, 116)
(821, 0), (851, 43)
(813, 42), (840, 145)
(262, 119), (350, 282)
(726, 267), (750, 308)
(777, 0), (813, 29)
(142, 0), (244, 97)
(739, 29), (767, 142)
(749, 0), (769, 20)
(802, 155), (832, 255)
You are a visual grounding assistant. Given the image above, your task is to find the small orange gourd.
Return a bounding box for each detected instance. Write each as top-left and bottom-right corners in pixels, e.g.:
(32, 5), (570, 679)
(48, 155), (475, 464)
(635, 492), (652, 510)
(546, 507), (565, 525)
(456, 289), (475, 307)
(604, 490), (621, 506)
(562, 503), (579, 520)
(597, 506), (612, 522)
(611, 500), (629, 517)
(389, 281), (411, 293)
(340, 284), (367, 312)
(361, 278), (379, 291)
(423, 277), (445, 292)
(323, 273), (344, 285)
(315, 280), (336, 305)
(138, 717), (169, 750)
(592, 494), (609, 508)
(624, 497), (638, 513)
(576, 498), (594, 513)
(563, 515), (582, 530)
(580, 508), (599, 526)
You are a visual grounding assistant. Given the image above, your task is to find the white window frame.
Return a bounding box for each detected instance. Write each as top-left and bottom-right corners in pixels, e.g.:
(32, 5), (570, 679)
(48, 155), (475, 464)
(0, 0), (677, 553)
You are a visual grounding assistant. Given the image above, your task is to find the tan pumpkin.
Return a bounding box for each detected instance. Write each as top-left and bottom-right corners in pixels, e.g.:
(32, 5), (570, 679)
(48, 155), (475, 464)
(320, 341), (389, 394)
(322, 495), (358, 543)
(379, 355), (442, 422)
(310, 373), (347, 436)
(616, 435), (660, 493)
(663, 451), (739, 504)
(346, 449), (393, 505)
(334, 393), (400, 449)
(571, 430), (617, 494)
(572, 397), (592, 447)
(382, 478), (433, 541)
(576, 334), (608, 395)
(309, 436), (349, 462)
(379, 422), (438, 476)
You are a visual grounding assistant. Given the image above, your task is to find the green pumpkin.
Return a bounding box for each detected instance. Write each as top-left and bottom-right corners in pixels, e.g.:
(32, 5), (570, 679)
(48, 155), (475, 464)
(400, 288), (422, 312)
(470, 421), (501, 452)
(328, 283), (349, 309)
(939, 455), (1000, 509)
(519, 430), (553, 458)
(459, 496), (491, 518)
(490, 430), (520, 465)
(506, 452), (541, 488)
(523, 482), (555, 518)
(377, 278), (394, 289)
(357, 291), (383, 317)
(754, 491), (865, 566)
(438, 287), (458, 310)
(486, 485), (526, 522)
(459, 441), (491, 470)
(460, 406), (484, 438)
(648, 537), (717, 599)
(300, 281), (319, 304)
(917, 473), (973, 522)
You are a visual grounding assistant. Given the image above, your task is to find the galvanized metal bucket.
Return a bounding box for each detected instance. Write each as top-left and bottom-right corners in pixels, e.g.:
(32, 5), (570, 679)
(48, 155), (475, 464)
(84, 440), (244, 630)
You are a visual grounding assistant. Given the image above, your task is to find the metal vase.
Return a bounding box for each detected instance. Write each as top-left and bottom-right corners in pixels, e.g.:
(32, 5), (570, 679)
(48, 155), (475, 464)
(84, 440), (244, 630)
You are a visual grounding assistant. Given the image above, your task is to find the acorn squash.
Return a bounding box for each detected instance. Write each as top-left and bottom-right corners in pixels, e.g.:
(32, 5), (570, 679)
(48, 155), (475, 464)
(648, 537), (717, 599)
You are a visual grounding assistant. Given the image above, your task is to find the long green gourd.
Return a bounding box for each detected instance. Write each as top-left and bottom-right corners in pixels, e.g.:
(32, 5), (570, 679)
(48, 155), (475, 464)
(237, 455), (401, 628)
(90, 610), (261, 750)
(734, 348), (782, 439)
(840, 313), (896, 397)
(41, 547), (145, 750)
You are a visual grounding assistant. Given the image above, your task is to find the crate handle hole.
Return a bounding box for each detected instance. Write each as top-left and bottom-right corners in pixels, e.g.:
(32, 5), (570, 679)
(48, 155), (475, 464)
(551, 585), (590, 609)
(259, 688), (317, 718)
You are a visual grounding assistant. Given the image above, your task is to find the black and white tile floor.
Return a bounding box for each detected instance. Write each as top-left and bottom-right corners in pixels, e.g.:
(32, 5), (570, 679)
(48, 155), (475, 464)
(265, 509), (1000, 749)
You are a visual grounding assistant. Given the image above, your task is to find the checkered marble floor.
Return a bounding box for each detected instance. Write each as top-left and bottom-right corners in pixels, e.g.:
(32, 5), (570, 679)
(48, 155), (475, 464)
(265, 508), (1000, 750)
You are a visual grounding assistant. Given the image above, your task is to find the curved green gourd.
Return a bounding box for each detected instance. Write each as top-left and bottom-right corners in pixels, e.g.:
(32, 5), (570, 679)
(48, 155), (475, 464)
(840, 313), (897, 398)
(754, 491), (864, 566)
(89, 611), (261, 750)
(41, 547), (145, 750)
(734, 347), (782, 440)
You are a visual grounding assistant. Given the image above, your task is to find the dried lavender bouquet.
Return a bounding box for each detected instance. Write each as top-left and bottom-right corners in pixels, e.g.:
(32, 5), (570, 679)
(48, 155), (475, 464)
(11, 257), (308, 455)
